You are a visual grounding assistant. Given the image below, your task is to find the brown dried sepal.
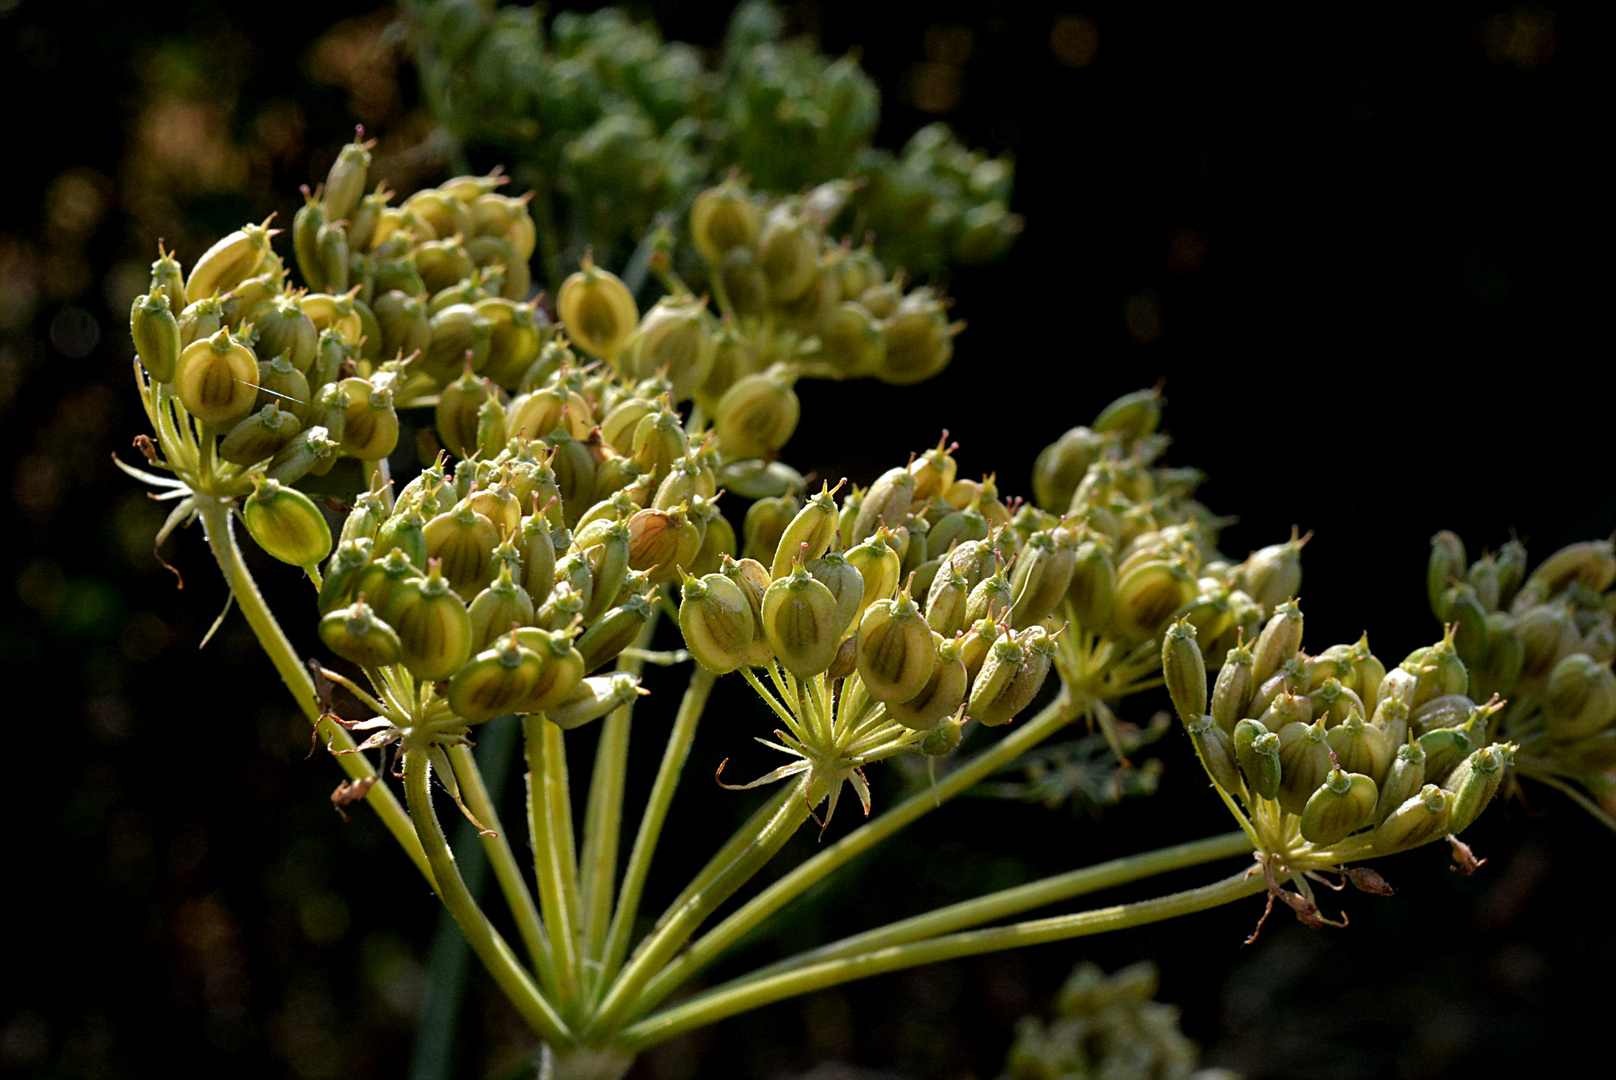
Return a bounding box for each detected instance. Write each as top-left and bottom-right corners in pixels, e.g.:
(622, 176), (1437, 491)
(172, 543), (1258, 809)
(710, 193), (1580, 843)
(330, 776), (378, 822)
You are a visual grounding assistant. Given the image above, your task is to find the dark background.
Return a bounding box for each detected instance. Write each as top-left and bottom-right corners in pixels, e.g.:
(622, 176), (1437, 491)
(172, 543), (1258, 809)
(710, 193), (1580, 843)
(2, 2), (1611, 1078)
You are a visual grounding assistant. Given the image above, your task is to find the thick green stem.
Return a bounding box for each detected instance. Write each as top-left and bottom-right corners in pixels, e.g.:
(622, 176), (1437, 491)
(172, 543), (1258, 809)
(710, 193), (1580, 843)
(618, 868), (1268, 1052)
(195, 494), (433, 885)
(446, 739), (553, 981)
(526, 714), (583, 1017)
(402, 744), (572, 1049)
(634, 694), (1074, 1011)
(578, 615), (659, 993)
(584, 776), (812, 1041)
(599, 665), (717, 990)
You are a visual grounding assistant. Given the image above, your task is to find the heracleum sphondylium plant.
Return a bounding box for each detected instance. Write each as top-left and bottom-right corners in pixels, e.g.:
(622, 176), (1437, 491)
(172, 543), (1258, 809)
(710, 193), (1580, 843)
(115, 19), (1616, 1079)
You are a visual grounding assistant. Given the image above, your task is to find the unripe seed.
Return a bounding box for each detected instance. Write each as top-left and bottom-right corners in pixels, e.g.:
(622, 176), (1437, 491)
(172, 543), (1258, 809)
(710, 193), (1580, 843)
(761, 567), (844, 679)
(175, 329), (259, 424)
(856, 590), (937, 704)
(131, 292), (180, 382)
(319, 598), (402, 667)
(1373, 784), (1453, 853)
(1299, 767), (1378, 845)
(679, 572), (755, 674)
(557, 257), (637, 362)
(242, 478), (332, 566)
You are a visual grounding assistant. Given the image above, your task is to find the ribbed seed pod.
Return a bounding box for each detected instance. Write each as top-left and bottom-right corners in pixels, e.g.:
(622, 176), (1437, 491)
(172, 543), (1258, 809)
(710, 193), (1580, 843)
(175, 329), (259, 424)
(448, 636), (544, 723)
(1309, 678), (1366, 728)
(1326, 712), (1393, 785)
(177, 295), (224, 348)
(1008, 530), (1076, 629)
(1276, 719), (1334, 816)
(1161, 619), (1208, 725)
(1409, 693), (1475, 737)
(557, 258), (637, 362)
(575, 519), (632, 623)
(770, 485), (841, 580)
(715, 368), (801, 462)
(317, 538), (372, 616)
(1233, 719), (1281, 800)
(1518, 539), (1616, 606)
(924, 561), (971, 638)
(1300, 767), (1379, 845)
(577, 593), (655, 673)
(804, 550), (865, 640)
(964, 569), (1013, 627)
(882, 633), (967, 731)
(373, 291), (431, 362)
(336, 378), (399, 460)
(353, 550), (422, 631)
(149, 247), (186, 312)
(761, 567), (843, 679)
(547, 673), (644, 731)
(957, 618), (1002, 683)
(468, 565), (536, 652)
(629, 409), (690, 492)
(185, 219), (276, 305)
(1187, 716), (1244, 797)
(625, 505), (702, 584)
(219, 402), (300, 465)
(1210, 642), (1256, 734)
(468, 483), (522, 538)
(432, 370), (485, 459)
(422, 499), (500, 597)
(131, 292), (180, 382)
(844, 530), (903, 623)
(929, 506), (990, 556)
(1066, 540), (1116, 632)
(878, 290), (955, 385)
(851, 467), (916, 545)
(242, 478), (332, 567)
(1251, 601), (1305, 686)
(516, 515), (557, 604)
(1110, 558), (1197, 643)
(817, 301), (884, 377)
(679, 572), (755, 674)
(856, 590), (936, 704)
(1401, 629), (1470, 709)
(374, 509), (428, 570)
(1257, 690), (1312, 735)
(1543, 653), (1616, 740)
(265, 425), (339, 484)
(1374, 739), (1427, 823)
(478, 299), (545, 389)
(688, 506), (736, 578)
(510, 628), (586, 712)
(1443, 744), (1512, 834)
(1417, 727), (1473, 785)
(622, 297), (715, 400)
(742, 494), (797, 569)
(720, 555), (774, 665)
(756, 206), (820, 303)
(385, 562), (472, 681)
(421, 303), (492, 384)
(691, 181), (761, 267)
(1373, 784), (1453, 853)
(319, 598), (402, 667)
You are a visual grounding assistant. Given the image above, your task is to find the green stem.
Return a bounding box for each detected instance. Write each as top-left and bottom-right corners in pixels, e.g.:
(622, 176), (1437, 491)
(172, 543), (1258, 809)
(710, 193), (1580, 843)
(738, 830), (1254, 985)
(633, 693), (1073, 1012)
(578, 615), (659, 994)
(402, 744), (572, 1049)
(195, 494), (433, 885)
(526, 714), (583, 1017)
(599, 666), (716, 989)
(617, 868), (1268, 1053)
(446, 739), (554, 982)
(584, 776), (812, 1042)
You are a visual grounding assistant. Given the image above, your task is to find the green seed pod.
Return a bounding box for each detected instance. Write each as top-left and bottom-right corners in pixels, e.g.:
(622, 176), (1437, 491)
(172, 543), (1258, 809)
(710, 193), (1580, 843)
(254, 353), (311, 420)
(353, 549), (423, 628)
(715, 369), (801, 462)
(335, 377), (399, 461)
(1428, 530), (1468, 620)
(468, 564), (536, 652)
(423, 498), (500, 597)
(1374, 739), (1427, 824)
(321, 136), (372, 223)
(1514, 603), (1581, 690)
(921, 709), (966, 756)
(373, 508), (428, 570)
(887, 635), (968, 731)
(1276, 719), (1335, 816)
(546, 672), (644, 731)
(1400, 627), (1469, 708)
(969, 626), (1055, 727)
(1517, 539), (1616, 608)
(856, 589), (937, 704)
(621, 296), (716, 400)
(505, 626), (583, 713)
(1443, 743), (1513, 834)
(1233, 719), (1281, 800)
(679, 572), (756, 674)
(630, 408), (691, 492)
(805, 549), (865, 640)
(756, 205), (820, 303)
(177, 294), (224, 348)
(218, 402), (300, 465)
(314, 221), (350, 294)
(574, 518), (632, 623)
(242, 478), (332, 567)
(186, 218), (277, 305)
(175, 328), (259, 424)
(372, 290), (431, 361)
(1466, 555), (1502, 613)
(878, 289), (956, 386)
(964, 568), (1014, 627)
(770, 484), (841, 580)
(1300, 767), (1379, 846)
(1031, 426), (1108, 515)
(1494, 538), (1529, 608)
(577, 593), (655, 673)
(1066, 539), (1117, 633)
(385, 562), (472, 681)
(1250, 657), (1308, 718)
(1091, 387), (1162, 443)
(1110, 557), (1197, 643)
(1238, 531), (1306, 610)
(477, 298), (545, 389)
(1210, 641), (1256, 734)
(760, 566), (844, 679)
(447, 635), (544, 724)
(265, 424), (339, 484)
(957, 617), (1003, 683)
(1373, 784), (1453, 854)
(928, 505), (991, 557)
(1409, 693), (1476, 737)
(625, 505), (702, 584)
(852, 467), (916, 546)
(721, 555), (775, 666)
(1008, 530), (1076, 629)
(816, 301), (884, 377)
(691, 181), (761, 267)
(1251, 601), (1305, 687)
(924, 560), (971, 638)
(688, 505), (736, 578)
(318, 597), (402, 667)
(149, 245), (186, 312)
(317, 538), (372, 615)
(131, 292), (180, 383)
(558, 257), (637, 362)
(1161, 619), (1208, 725)
(1257, 690), (1313, 735)
(1308, 677), (1366, 727)
(1326, 711), (1393, 784)
(434, 369), (488, 459)
(600, 396), (660, 457)
(1543, 653), (1616, 741)
(1187, 715), (1245, 798)
(1417, 726), (1473, 786)
(516, 514), (558, 603)
(308, 327), (347, 390)
(742, 494), (798, 570)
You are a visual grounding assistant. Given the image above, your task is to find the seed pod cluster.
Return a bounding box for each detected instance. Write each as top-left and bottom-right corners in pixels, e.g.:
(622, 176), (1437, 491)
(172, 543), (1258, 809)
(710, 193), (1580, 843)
(1422, 530), (1616, 821)
(1162, 609), (1516, 857)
